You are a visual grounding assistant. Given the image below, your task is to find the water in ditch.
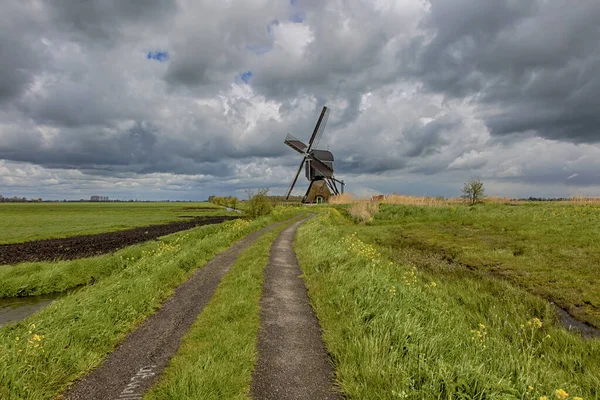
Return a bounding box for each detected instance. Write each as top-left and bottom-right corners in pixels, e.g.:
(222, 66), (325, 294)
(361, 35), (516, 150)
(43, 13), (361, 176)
(0, 293), (64, 327)
(555, 306), (600, 339)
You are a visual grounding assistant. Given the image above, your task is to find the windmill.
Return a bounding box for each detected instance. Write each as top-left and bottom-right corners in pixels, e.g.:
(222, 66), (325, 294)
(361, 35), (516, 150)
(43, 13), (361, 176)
(284, 106), (345, 203)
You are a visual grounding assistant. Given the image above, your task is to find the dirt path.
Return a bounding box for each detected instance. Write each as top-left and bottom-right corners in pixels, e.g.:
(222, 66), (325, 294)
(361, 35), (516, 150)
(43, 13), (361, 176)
(0, 216), (238, 265)
(250, 219), (339, 400)
(62, 220), (285, 400)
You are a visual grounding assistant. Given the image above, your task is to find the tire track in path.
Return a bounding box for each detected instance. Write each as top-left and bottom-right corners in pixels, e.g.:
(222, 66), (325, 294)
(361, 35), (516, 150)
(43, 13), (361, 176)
(63, 219), (290, 400)
(251, 218), (339, 400)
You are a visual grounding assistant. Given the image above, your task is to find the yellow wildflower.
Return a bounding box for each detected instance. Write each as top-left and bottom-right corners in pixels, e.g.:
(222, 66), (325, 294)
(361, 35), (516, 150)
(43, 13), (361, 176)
(539, 397), (548, 400)
(572, 397), (583, 400)
(528, 385), (534, 392)
(554, 389), (568, 400)
(32, 334), (41, 342)
(30, 324), (35, 329)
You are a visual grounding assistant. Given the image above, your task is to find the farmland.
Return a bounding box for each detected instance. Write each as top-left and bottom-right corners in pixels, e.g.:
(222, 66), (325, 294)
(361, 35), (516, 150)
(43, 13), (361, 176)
(0, 201), (599, 399)
(0, 202), (230, 244)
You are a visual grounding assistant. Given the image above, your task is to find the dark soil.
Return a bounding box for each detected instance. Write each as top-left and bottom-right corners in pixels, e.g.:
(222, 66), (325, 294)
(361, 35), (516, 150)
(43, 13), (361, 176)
(62, 220), (284, 400)
(0, 216), (239, 265)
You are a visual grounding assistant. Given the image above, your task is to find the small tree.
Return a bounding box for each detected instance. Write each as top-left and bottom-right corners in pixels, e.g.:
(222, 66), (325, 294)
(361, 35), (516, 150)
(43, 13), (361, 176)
(245, 188), (272, 218)
(462, 179), (485, 205)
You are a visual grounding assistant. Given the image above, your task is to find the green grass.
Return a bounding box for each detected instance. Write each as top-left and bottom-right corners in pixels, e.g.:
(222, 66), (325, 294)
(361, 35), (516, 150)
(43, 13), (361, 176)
(146, 218), (297, 399)
(295, 209), (600, 399)
(0, 224), (225, 298)
(0, 208), (302, 400)
(0, 202), (231, 244)
(352, 202), (600, 329)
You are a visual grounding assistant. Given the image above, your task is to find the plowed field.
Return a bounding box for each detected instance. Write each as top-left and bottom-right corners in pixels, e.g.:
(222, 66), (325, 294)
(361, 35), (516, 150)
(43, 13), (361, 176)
(0, 216), (239, 265)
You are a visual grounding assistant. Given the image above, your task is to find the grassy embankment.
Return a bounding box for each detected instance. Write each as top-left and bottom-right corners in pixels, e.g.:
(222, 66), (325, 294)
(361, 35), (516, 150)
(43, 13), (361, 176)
(0, 207), (301, 400)
(0, 222), (225, 298)
(296, 209), (600, 399)
(0, 202), (231, 244)
(146, 218), (299, 399)
(358, 203), (600, 330)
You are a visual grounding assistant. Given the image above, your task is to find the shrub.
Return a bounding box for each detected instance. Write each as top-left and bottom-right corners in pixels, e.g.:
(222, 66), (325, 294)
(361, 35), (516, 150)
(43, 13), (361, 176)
(246, 189), (273, 219)
(209, 196), (239, 209)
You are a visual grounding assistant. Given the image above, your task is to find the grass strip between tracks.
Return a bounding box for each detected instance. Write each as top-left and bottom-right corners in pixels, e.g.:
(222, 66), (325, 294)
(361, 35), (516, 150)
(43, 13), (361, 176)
(0, 208), (301, 400)
(295, 209), (600, 399)
(145, 219), (297, 399)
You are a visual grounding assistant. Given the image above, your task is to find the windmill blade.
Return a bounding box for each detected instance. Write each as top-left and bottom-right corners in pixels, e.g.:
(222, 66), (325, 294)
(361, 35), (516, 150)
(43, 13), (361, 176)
(312, 107), (330, 149)
(306, 106), (329, 152)
(307, 154), (333, 176)
(325, 178), (338, 196)
(284, 133), (308, 154)
(329, 177), (340, 195)
(286, 157), (306, 199)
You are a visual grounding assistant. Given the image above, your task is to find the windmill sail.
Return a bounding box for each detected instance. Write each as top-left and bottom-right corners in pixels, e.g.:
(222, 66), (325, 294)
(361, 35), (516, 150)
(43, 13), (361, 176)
(284, 134), (308, 154)
(312, 107), (330, 149)
(286, 157), (306, 199)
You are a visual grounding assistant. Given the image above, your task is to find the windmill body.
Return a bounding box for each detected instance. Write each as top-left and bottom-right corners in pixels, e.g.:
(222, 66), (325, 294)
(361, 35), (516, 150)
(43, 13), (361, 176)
(284, 106), (344, 203)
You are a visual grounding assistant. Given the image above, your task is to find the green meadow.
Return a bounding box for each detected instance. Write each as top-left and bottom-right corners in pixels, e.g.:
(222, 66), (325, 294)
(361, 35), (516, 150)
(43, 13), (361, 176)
(295, 208), (600, 399)
(361, 202), (600, 329)
(0, 202), (230, 244)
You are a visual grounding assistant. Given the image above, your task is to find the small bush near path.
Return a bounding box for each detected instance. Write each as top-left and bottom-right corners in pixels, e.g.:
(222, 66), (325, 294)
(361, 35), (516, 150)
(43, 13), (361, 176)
(245, 189), (273, 219)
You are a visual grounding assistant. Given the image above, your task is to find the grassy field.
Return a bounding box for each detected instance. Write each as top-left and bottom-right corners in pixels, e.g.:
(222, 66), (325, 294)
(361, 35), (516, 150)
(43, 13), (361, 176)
(0, 208), (301, 399)
(352, 203), (600, 330)
(2, 200), (599, 399)
(296, 209), (600, 399)
(0, 202), (231, 244)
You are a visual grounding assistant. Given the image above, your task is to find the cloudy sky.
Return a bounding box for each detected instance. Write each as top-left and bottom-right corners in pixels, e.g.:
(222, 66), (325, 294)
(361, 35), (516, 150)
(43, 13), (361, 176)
(1, 0), (599, 200)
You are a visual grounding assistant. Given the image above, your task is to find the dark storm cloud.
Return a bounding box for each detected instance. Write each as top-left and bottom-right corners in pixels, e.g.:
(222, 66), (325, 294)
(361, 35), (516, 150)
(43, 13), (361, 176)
(402, 118), (456, 158)
(412, 0), (600, 143)
(0, 3), (46, 103)
(46, 0), (178, 43)
(0, 121), (158, 169)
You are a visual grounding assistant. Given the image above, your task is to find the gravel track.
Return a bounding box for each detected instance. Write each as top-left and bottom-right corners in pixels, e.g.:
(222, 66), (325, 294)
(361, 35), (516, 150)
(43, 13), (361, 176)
(62, 219), (285, 400)
(250, 218), (339, 400)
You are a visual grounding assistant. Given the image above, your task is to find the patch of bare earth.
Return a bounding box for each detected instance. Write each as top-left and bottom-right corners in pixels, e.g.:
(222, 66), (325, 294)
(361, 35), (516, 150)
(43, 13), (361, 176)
(0, 216), (239, 265)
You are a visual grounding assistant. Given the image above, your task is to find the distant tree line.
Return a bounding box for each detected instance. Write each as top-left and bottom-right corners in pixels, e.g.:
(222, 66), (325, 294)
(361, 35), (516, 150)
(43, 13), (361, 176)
(0, 195), (42, 202)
